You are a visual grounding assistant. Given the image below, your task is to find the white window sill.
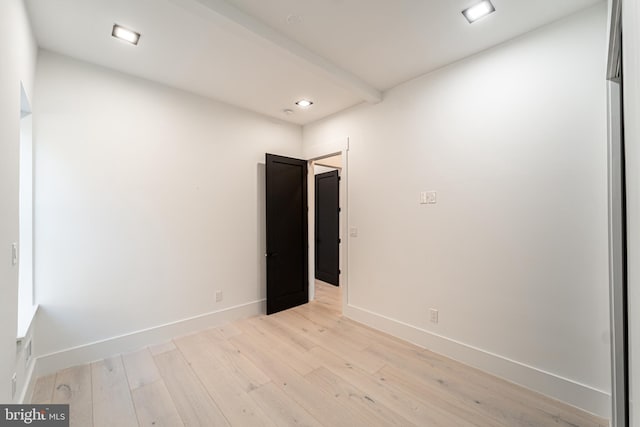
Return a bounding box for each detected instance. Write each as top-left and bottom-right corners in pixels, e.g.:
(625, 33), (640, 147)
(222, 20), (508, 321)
(17, 304), (39, 341)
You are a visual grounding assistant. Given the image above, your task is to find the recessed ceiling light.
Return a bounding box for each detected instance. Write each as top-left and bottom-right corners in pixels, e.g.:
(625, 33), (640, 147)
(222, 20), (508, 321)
(296, 100), (313, 108)
(462, 0), (495, 23)
(112, 24), (141, 45)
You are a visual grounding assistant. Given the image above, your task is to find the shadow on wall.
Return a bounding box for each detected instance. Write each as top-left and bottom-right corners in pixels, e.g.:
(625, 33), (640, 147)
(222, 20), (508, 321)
(257, 163), (266, 301)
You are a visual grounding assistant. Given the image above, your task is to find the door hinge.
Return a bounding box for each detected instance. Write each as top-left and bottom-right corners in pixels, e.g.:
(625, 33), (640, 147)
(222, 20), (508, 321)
(339, 269), (342, 275)
(338, 238), (342, 244)
(338, 207), (341, 213)
(338, 176), (341, 181)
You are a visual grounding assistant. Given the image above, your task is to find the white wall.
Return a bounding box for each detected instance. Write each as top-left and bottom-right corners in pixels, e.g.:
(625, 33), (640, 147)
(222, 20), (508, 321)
(33, 51), (302, 366)
(622, 0), (640, 425)
(304, 4), (610, 416)
(0, 0), (38, 403)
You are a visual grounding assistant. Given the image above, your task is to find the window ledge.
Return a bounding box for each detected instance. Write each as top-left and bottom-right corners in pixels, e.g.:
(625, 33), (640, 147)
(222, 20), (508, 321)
(17, 304), (39, 341)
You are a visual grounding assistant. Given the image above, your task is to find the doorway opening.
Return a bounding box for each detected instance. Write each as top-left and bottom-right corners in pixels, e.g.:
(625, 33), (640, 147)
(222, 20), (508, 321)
(264, 144), (348, 316)
(308, 153), (344, 314)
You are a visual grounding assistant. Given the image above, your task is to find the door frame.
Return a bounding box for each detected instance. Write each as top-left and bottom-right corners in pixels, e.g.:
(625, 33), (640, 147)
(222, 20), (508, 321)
(305, 138), (349, 314)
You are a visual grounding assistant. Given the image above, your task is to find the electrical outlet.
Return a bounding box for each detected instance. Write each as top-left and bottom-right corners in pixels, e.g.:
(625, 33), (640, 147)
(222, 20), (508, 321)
(215, 291), (223, 302)
(11, 373), (16, 400)
(430, 308), (439, 324)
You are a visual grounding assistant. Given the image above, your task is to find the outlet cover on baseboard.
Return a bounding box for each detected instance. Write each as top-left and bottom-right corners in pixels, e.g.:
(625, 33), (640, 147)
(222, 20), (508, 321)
(215, 291), (223, 302)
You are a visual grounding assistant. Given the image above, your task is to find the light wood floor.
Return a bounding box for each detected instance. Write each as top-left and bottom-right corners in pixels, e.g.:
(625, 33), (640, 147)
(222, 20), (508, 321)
(31, 281), (608, 426)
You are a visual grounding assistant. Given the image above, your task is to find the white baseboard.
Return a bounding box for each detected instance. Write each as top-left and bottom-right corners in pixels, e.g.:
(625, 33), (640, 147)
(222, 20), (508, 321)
(18, 359), (36, 404)
(343, 303), (611, 419)
(33, 299), (265, 379)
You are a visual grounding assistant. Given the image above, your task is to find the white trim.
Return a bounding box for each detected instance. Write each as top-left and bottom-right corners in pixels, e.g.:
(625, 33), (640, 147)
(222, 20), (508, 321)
(18, 358), (36, 404)
(304, 138), (349, 161)
(17, 304), (38, 341)
(343, 303), (611, 419)
(33, 299), (264, 378)
(622, 0), (640, 424)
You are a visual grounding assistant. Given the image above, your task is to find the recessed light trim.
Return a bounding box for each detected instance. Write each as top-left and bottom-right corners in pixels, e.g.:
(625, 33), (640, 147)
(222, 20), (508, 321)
(295, 100), (313, 108)
(462, 0), (495, 23)
(112, 24), (141, 45)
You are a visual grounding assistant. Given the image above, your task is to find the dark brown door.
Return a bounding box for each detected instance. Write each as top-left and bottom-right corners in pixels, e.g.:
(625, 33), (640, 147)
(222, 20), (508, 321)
(315, 170), (340, 286)
(265, 153), (308, 314)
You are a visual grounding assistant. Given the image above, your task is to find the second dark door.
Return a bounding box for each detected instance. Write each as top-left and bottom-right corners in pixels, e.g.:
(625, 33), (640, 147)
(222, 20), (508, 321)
(315, 170), (340, 286)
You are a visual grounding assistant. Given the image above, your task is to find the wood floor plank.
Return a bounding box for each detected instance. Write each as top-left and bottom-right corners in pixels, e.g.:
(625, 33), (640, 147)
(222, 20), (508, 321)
(305, 366), (417, 427)
(366, 339), (607, 427)
(52, 364), (93, 427)
(148, 341), (176, 356)
(131, 380), (184, 427)
(228, 332), (296, 386)
(235, 318), (321, 375)
(213, 322), (243, 340)
(245, 314), (317, 352)
(197, 329), (271, 391)
(91, 356), (138, 427)
(309, 345), (479, 427)
(153, 349), (230, 427)
(175, 332), (277, 426)
(273, 310), (386, 373)
(31, 373), (56, 404)
(268, 310), (326, 344)
(335, 316), (423, 352)
(248, 382), (323, 427)
(292, 303), (343, 330)
(122, 348), (161, 390)
(229, 332), (367, 427)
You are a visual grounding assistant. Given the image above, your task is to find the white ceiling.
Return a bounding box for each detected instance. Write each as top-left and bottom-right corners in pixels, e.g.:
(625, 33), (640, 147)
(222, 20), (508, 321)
(25, 0), (603, 125)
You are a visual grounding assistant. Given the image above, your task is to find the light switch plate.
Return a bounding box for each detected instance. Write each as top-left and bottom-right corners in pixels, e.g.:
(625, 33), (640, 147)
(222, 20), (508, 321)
(349, 227), (358, 237)
(11, 243), (18, 266)
(426, 191), (437, 204)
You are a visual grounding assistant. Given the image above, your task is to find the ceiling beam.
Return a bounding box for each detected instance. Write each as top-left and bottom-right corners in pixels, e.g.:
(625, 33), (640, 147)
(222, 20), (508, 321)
(169, 0), (382, 103)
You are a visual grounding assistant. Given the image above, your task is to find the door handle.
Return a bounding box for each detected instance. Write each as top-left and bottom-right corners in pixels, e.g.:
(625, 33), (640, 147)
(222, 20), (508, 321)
(265, 252), (279, 257)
